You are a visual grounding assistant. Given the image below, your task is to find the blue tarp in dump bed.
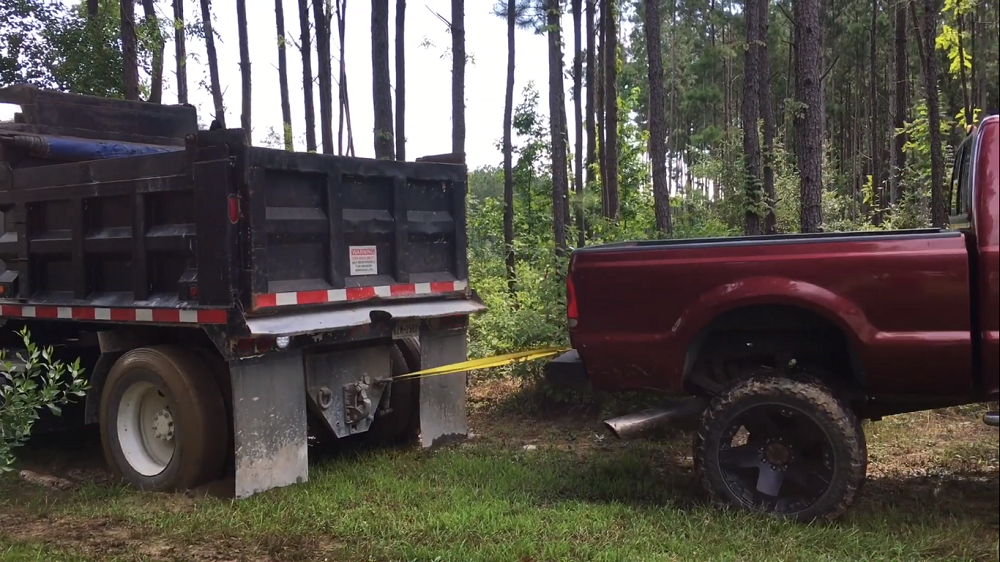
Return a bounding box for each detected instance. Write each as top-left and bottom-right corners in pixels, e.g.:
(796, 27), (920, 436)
(0, 132), (181, 162)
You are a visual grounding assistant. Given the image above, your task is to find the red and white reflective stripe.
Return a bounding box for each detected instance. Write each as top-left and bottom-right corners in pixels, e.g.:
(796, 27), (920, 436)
(253, 280), (469, 309)
(0, 303), (228, 324)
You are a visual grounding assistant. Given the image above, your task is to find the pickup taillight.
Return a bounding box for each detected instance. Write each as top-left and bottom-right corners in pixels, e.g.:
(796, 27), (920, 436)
(566, 273), (578, 328)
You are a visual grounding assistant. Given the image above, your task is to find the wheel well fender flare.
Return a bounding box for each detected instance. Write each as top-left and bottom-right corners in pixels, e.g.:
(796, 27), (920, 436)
(678, 277), (873, 385)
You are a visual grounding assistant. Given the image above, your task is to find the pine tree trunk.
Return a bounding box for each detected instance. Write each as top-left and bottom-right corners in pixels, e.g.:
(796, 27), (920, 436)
(173, 0), (188, 104)
(889, 0), (907, 205)
(868, 0), (881, 218)
(759, 0), (776, 233)
(336, 0), (355, 156)
(667, 2), (676, 198)
(237, 0), (252, 141)
(602, 0), (619, 220)
(956, 12), (972, 125)
(314, 0), (334, 154)
(141, 0), (163, 104)
(121, 0), (139, 100)
(922, 0), (947, 226)
(573, 0), (585, 246)
(645, 0), (672, 234)
(371, 0), (394, 159)
(200, 0), (226, 126)
(503, 0), (516, 290)
(793, 0), (823, 232)
(395, 0), (406, 160)
(452, 0), (466, 159)
(298, 0), (317, 151)
(585, 0), (597, 188)
(276, 0), (294, 149)
(596, 2), (607, 207)
(973, 0), (985, 110)
(742, 0), (763, 236)
(548, 0), (569, 251)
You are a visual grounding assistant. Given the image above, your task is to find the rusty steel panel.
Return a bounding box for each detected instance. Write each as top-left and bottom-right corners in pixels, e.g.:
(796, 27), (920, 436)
(418, 326), (468, 448)
(229, 350), (308, 499)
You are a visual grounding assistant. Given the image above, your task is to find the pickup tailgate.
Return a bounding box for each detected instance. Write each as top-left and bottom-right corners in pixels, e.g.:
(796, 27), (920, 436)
(242, 148), (469, 313)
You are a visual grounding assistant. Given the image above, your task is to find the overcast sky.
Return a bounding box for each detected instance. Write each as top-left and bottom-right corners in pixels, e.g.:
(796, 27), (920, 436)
(2, 0), (584, 169)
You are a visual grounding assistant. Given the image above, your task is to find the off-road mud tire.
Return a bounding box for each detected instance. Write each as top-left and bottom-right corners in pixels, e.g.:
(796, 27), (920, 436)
(694, 376), (867, 522)
(99, 346), (229, 491)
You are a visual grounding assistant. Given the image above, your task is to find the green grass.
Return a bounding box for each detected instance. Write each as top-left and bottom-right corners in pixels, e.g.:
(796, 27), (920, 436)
(2, 402), (998, 562)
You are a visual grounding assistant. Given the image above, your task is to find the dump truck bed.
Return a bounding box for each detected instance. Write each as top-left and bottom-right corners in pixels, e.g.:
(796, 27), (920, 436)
(1, 122), (470, 328)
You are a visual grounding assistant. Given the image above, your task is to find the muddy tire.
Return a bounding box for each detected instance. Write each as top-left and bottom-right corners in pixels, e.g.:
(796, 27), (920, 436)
(99, 346), (228, 491)
(365, 340), (419, 443)
(694, 376), (867, 522)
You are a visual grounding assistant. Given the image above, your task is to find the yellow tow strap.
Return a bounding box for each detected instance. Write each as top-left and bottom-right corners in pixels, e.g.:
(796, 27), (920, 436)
(392, 346), (571, 381)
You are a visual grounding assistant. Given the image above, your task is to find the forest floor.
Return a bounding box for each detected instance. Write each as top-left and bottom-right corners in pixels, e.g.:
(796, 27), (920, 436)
(1, 375), (998, 562)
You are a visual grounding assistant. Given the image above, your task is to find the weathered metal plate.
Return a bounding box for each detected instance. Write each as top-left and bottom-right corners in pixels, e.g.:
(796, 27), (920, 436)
(418, 327), (468, 448)
(244, 298), (486, 336)
(303, 344), (391, 438)
(229, 351), (308, 499)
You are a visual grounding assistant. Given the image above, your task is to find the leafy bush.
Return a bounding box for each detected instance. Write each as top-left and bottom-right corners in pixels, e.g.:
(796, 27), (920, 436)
(1, 328), (88, 472)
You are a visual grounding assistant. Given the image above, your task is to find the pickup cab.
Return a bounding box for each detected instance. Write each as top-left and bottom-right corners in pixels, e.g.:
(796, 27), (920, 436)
(549, 115), (999, 521)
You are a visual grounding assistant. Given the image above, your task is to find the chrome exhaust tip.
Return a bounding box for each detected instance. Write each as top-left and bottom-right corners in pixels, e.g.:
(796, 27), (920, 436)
(603, 397), (709, 440)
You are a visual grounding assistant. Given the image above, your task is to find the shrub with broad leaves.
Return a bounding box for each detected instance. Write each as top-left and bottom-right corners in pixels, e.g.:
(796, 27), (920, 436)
(1, 328), (88, 472)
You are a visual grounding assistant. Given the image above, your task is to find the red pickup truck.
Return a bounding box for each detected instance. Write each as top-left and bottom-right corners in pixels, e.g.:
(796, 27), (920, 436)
(548, 115), (999, 521)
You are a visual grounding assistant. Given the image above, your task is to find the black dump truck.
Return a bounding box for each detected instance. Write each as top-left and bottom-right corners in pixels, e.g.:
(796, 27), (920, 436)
(0, 85), (483, 498)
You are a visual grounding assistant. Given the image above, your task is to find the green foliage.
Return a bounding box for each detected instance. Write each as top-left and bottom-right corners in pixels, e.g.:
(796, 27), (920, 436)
(0, 0), (160, 97)
(1, 328), (89, 472)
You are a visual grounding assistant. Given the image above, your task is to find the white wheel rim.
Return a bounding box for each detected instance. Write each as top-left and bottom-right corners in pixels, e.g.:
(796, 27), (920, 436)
(117, 381), (175, 476)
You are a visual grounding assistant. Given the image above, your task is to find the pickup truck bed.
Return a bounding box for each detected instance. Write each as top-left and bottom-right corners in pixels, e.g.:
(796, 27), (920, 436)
(568, 227), (976, 401)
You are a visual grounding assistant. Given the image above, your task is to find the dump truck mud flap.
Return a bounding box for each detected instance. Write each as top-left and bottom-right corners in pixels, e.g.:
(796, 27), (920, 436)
(229, 351), (309, 499)
(418, 325), (469, 447)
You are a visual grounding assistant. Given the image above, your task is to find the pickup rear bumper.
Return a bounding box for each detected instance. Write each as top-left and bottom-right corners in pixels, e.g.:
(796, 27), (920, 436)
(543, 349), (589, 387)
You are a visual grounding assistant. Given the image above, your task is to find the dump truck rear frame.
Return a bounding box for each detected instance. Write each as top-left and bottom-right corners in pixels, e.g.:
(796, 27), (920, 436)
(0, 85), (482, 497)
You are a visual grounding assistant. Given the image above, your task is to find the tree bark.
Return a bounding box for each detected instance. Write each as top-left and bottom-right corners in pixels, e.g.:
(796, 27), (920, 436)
(585, 0), (597, 188)
(573, 0), (585, 246)
(868, 0), (881, 216)
(298, 0), (317, 151)
(921, 0), (947, 226)
(173, 0), (188, 104)
(452, 0), (466, 158)
(889, 0), (907, 205)
(503, 0), (516, 290)
(972, 0), (985, 111)
(645, 0), (672, 234)
(602, 0), (619, 220)
(395, 0), (406, 160)
(956, 12), (971, 125)
(121, 0), (139, 100)
(742, 0), (763, 236)
(547, 0), (569, 251)
(793, 0), (823, 232)
(596, 1), (606, 206)
(276, 0), (294, 149)
(336, 0), (356, 156)
(141, 0), (163, 104)
(314, 0), (335, 154)
(237, 0), (252, 140)
(200, 0), (226, 126)
(759, 0), (776, 233)
(371, 0), (394, 159)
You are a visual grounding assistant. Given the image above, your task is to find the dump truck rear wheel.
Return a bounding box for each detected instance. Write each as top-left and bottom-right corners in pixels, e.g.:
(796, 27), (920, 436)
(694, 375), (867, 522)
(365, 342), (419, 443)
(99, 346), (228, 491)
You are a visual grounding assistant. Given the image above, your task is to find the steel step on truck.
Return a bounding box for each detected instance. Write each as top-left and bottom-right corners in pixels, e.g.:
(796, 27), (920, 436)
(0, 85), (483, 498)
